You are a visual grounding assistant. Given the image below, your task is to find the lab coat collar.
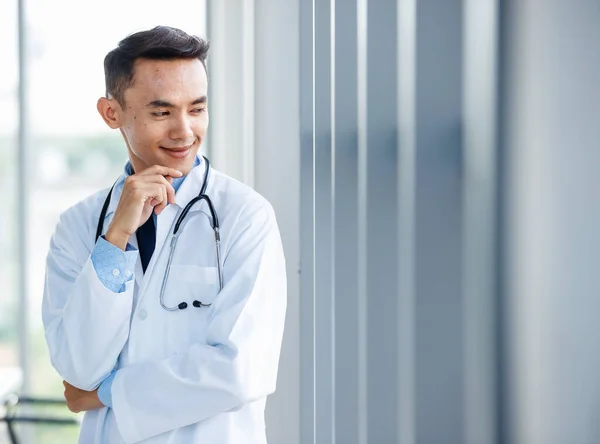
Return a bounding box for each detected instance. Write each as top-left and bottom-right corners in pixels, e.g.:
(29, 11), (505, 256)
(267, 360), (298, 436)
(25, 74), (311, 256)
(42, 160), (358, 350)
(174, 155), (210, 210)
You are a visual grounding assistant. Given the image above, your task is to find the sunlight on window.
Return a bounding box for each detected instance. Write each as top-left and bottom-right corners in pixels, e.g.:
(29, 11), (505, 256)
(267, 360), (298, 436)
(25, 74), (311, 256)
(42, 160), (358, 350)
(0, 0), (19, 374)
(0, 1), (206, 442)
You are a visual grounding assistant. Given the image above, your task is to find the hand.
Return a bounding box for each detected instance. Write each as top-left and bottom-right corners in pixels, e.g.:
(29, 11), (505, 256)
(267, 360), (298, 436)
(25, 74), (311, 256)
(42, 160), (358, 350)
(106, 165), (183, 250)
(63, 381), (103, 413)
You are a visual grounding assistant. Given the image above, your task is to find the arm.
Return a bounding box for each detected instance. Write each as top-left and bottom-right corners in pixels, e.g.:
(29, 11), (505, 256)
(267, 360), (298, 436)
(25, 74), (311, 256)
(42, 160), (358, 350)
(43, 165), (182, 391)
(42, 209), (137, 391)
(110, 201), (287, 443)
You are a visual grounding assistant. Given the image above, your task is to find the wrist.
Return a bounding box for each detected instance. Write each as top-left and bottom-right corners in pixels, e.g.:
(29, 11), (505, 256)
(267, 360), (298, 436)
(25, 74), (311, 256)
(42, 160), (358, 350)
(105, 227), (131, 251)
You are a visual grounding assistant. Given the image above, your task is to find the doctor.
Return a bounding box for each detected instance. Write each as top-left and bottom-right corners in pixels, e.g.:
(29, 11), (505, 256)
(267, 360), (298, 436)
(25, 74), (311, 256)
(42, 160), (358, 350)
(41, 26), (287, 443)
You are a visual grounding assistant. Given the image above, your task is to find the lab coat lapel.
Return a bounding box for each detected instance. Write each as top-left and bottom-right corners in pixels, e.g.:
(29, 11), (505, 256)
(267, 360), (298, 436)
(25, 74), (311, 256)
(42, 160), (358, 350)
(173, 158), (213, 220)
(173, 157), (206, 209)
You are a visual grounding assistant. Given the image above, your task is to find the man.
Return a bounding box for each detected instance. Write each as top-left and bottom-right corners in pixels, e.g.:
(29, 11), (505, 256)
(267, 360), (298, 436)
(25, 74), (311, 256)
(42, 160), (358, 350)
(41, 26), (287, 444)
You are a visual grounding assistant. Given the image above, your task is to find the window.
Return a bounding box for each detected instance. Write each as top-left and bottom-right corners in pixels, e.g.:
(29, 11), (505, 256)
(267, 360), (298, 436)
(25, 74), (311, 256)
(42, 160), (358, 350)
(2, 2), (206, 442)
(0, 0), (19, 375)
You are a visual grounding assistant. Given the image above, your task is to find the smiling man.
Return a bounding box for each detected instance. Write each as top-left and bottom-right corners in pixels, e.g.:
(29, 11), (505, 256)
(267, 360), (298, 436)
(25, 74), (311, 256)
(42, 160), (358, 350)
(41, 26), (287, 444)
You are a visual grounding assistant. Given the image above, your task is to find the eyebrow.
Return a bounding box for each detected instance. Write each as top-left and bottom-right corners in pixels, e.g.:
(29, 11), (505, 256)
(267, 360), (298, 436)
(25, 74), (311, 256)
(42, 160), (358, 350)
(146, 96), (208, 108)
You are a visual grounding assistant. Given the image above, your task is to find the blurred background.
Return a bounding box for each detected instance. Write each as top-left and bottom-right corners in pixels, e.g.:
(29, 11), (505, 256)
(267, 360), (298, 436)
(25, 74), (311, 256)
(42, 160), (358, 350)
(1, 0), (599, 443)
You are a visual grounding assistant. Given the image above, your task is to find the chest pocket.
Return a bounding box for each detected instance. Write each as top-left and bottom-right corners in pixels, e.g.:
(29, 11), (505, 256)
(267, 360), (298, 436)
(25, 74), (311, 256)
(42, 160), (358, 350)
(172, 265), (220, 306)
(165, 265), (221, 349)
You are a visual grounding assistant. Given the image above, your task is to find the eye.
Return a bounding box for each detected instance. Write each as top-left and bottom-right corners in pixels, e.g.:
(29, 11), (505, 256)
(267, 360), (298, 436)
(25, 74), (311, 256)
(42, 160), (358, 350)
(151, 111), (169, 117)
(191, 108), (206, 114)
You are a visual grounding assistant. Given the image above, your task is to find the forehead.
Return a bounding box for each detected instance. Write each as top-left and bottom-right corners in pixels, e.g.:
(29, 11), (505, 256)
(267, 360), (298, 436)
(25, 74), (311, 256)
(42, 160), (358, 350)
(126, 58), (208, 104)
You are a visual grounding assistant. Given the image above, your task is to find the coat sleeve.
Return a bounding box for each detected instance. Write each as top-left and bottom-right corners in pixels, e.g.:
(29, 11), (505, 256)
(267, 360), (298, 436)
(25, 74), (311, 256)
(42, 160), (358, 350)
(42, 205), (135, 390)
(110, 201), (287, 443)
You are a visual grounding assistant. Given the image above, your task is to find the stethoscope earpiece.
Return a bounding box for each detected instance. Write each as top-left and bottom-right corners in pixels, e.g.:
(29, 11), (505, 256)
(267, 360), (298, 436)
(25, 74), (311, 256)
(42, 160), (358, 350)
(175, 301), (212, 309)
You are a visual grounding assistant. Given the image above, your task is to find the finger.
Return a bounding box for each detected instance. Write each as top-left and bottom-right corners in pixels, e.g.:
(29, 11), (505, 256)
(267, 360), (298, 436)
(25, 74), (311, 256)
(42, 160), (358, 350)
(149, 183), (169, 215)
(150, 183), (165, 205)
(147, 176), (176, 206)
(138, 165), (183, 179)
(144, 175), (176, 205)
(165, 178), (176, 205)
(137, 183), (163, 209)
(130, 177), (173, 207)
(154, 185), (168, 215)
(134, 175), (176, 203)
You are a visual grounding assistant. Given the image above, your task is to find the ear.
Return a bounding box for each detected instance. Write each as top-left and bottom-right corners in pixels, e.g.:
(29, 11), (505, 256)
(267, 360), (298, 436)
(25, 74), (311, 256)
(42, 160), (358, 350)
(97, 97), (123, 129)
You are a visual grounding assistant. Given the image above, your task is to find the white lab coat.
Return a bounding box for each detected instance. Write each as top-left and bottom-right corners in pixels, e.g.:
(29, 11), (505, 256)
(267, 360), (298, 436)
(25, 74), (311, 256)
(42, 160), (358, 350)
(41, 160), (287, 444)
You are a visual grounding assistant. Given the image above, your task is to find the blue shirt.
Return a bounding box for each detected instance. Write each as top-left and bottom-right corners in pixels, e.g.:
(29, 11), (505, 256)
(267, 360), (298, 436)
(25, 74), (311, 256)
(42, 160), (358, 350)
(94, 157), (199, 407)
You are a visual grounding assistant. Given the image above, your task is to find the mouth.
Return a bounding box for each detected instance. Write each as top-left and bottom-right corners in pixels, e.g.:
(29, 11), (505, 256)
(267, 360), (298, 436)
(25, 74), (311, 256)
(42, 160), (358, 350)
(160, 143), (194, 159)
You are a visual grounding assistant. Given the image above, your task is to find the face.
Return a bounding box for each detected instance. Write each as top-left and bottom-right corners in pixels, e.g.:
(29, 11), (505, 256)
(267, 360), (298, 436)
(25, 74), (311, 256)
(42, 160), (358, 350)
(98, 58), (208, 175)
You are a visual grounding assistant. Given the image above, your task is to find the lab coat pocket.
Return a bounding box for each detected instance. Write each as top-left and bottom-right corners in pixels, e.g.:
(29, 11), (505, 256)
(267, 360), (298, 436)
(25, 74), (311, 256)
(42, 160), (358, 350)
(172, 265), (220, 306)
(167, 265), (220, 348)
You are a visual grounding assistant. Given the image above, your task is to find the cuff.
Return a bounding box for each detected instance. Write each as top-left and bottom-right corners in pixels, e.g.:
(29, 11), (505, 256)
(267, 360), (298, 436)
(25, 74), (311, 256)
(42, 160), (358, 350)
(97, 370), (117, 408)
(91, 236), (137, 293)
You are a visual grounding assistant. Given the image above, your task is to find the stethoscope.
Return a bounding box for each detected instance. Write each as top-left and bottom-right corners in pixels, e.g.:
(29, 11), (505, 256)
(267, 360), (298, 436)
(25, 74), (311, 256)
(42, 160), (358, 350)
(95, 156), (223, 311)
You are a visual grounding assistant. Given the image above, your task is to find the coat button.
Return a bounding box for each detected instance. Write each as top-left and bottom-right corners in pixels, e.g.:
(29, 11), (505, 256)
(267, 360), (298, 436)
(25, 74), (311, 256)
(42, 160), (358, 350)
(112, 269), (120, 277)
(138, 309), (148, 320)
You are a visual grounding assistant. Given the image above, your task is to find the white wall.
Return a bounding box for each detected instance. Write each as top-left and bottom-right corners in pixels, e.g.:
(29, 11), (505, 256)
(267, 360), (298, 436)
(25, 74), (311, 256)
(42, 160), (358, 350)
(206, 2), (300, 443)
(504, 1), (600, 443)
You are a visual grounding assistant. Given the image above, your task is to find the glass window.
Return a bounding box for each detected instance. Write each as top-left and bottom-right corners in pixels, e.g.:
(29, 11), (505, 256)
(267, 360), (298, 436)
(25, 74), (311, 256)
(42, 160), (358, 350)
(0, 0), (19, 373)
(18, 2), (206, 442)
(0, 4), (21, 443)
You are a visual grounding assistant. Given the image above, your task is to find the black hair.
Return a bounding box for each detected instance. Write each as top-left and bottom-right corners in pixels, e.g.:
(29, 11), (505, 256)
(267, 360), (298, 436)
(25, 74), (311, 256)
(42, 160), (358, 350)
(103, 25), (210, 107)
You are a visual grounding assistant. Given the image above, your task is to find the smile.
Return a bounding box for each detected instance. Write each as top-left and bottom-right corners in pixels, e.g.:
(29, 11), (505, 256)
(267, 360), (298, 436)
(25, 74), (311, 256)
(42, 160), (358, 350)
(161, 144), (193, 159)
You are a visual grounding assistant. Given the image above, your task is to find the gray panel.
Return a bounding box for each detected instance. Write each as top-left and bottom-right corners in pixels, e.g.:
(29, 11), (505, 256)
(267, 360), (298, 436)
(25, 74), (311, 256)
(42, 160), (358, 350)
(299, 0), (316, 442)
(396, 0), (417, 442)
(313, 0), (334, 442)
(413, 1), (464, 443)
(356, 0), (368, 441)
(503, 1), (600, 443)
(364, 0), (399, 442)
(462, 2), (500, 444)
(495, 1), (512, 442)
(332, 1), (360, 443)
(253, 1), (301, 443)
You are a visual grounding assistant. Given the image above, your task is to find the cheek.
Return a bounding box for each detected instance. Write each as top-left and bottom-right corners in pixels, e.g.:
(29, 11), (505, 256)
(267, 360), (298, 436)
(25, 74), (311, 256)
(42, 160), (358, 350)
(126, 118), (165, 145)
(197, 113), (209, 135)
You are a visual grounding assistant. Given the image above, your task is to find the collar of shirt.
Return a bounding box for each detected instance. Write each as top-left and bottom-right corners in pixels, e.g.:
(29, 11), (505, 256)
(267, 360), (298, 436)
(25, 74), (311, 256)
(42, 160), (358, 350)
(123, 156), (202, 193)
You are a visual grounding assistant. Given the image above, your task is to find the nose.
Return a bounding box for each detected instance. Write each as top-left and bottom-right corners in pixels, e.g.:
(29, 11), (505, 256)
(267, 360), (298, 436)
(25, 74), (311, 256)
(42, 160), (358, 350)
(168, 113), (194, 142)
